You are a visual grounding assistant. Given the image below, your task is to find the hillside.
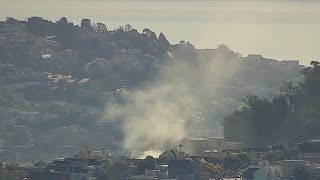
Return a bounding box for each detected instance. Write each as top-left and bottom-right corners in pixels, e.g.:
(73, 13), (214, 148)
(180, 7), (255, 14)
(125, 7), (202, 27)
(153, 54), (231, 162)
(0, 17), (303, 161)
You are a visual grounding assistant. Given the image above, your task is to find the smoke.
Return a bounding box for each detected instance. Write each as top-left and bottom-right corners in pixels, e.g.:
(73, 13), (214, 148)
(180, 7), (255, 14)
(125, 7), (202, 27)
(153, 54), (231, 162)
(103, 46), (242, 158)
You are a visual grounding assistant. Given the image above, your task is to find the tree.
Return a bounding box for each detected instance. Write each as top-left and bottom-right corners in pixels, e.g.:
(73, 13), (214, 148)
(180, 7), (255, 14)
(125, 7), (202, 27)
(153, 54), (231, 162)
(27, 16), (55, 35)
(96, 23), (107, 32)
(217, 44), (230, 52)
(225, 59), (320, 147)
(272, 95), (290, 114)
(243, 95), (261, 110)
(311, 60), (320, 67)
(217, 44), (240, 58)
(302, 61), (320, 96)
(6, 17), (18, 24)
(158, 32), (170, 47)
(57, 17), (68, 24)
(81, 19), (92, 29)
(143, 28), (157, 42)
(280, 81), (299, 110)
(225, 94), (289, 146)
(124, 24), (132, 32)
(115, 26), (124, 33)
(55, 17), (74, 48)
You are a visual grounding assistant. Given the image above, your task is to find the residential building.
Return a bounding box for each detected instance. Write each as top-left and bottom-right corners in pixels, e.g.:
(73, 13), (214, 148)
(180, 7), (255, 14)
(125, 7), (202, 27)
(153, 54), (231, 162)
(159, 149), (185, 163)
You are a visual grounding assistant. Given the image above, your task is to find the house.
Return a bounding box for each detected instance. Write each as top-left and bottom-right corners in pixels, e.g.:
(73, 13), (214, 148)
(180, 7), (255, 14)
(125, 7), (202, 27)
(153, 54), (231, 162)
(168, 160), (195, 180)
(159, 149), (185, 162)
(242, 166), (269, 180)
(41, 54), (52, 59)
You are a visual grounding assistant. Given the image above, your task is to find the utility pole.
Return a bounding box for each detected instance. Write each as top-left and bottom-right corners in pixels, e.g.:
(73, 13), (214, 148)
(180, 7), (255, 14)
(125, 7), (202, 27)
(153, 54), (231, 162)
(102, 148), (107, 156)
(5, 163), (8, 180)
(179, 145), (182, 159)
(5, 156), (8, 180)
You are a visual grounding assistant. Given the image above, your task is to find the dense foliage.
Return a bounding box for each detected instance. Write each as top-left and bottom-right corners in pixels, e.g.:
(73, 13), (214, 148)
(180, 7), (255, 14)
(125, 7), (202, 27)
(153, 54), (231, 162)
(224, 61), (320, 146)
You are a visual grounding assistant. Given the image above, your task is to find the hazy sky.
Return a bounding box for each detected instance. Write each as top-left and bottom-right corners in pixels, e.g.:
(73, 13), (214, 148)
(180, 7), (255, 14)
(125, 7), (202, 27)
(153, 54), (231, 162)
(1, 0), (320, 64)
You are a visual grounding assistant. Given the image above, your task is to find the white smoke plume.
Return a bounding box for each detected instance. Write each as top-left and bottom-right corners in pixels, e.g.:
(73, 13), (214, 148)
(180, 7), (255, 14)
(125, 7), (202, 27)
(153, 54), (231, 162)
(104, 46), (242, 158)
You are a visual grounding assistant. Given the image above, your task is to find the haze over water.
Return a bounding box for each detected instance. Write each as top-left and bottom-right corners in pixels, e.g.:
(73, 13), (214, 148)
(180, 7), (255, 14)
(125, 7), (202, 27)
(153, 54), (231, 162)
(2, 0), (320, 65)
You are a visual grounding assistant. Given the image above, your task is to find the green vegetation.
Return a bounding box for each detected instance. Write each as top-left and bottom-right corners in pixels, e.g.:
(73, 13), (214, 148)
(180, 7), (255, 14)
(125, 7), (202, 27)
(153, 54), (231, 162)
(224, 61), (320, 147)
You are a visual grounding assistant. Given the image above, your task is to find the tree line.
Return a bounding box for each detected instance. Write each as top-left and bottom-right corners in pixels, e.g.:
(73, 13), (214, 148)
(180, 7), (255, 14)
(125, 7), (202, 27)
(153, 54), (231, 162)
(224, 61), (320, 147)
